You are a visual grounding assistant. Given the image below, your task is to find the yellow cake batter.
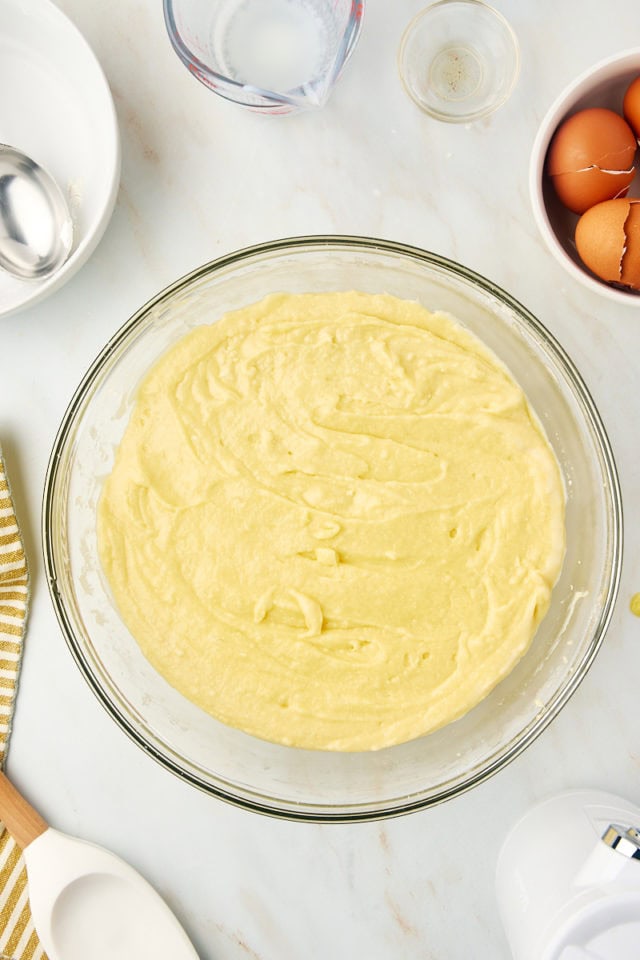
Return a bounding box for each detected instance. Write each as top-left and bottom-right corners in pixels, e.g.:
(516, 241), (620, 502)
(97, 291), (565, 751)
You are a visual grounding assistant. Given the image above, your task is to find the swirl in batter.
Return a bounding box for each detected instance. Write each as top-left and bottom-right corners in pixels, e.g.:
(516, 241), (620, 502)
(97, 292), (565, 750)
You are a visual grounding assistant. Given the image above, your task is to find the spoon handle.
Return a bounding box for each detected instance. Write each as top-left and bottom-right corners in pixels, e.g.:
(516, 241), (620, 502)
(0, 770), (48, 849)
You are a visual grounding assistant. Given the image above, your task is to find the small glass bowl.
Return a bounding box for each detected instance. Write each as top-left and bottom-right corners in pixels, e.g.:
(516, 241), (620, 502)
(43, 238), (621, 822)
(398, 0), (520, 122)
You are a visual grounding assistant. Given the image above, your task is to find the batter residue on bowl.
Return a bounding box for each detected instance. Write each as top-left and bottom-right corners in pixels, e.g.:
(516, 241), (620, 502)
(97, 291), (565, 750)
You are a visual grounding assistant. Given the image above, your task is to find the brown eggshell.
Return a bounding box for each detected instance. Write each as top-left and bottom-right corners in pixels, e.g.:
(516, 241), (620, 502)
(547, 108), (637, 213)
(550, 167), (634, 215)
(548, 108), (636, 174)
(623, 76), (640, 140)
(621, 201), (640, 290)
(575, 199), (630, 283)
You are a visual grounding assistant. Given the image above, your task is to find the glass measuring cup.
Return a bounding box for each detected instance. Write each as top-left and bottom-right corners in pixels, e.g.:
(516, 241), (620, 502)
(164, 0), (364, 114)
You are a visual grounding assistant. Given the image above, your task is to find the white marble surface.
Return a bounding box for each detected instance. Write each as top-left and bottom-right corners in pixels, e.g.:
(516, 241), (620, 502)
(2, 1), (640, 957)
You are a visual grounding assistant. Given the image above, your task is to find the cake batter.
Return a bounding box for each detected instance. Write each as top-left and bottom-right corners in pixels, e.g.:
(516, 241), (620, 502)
(97, 291), (565, 750)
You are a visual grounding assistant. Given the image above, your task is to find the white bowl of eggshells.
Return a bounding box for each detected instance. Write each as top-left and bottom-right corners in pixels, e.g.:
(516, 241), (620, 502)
(530, 48), (640, 305)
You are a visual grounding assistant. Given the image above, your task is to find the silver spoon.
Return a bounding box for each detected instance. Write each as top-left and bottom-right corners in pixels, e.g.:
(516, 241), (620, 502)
(0, 144), (73, 280)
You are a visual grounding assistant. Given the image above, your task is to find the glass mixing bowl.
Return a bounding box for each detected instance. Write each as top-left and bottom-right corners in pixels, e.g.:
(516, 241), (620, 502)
(43, 237), (622, 822)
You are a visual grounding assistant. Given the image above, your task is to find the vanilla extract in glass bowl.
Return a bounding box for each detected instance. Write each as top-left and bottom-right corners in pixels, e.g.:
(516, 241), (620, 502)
(398, 0), (520, 122)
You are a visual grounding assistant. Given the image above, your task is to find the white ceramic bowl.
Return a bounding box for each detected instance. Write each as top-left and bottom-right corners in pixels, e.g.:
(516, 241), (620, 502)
(530, 48), (640, 305)
(0, 0), (120, 319)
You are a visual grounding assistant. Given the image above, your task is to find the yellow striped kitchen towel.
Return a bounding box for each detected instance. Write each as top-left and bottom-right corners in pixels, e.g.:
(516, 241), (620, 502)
(0, 449), (45, 960)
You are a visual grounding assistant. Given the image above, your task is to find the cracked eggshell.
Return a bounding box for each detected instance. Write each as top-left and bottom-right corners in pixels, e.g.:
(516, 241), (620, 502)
(547, 108), (637, 214)
(621, 201), (640, 288)
(623, 76), (640, 139)
(575, 198), (640, 290)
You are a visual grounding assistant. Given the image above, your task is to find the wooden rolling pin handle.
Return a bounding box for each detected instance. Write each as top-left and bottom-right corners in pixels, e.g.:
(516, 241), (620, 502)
(0, 770), (48, 849)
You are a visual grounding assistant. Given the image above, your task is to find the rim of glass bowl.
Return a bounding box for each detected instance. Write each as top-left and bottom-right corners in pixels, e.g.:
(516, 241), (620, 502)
(42, 235), (623, 822)
(162, 0), (364, 111)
